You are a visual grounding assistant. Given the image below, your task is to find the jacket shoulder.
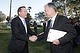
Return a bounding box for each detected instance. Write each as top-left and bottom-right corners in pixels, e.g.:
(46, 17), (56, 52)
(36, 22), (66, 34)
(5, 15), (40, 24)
(12, 16), (20, 21)
(57, 15), (69, 20)
(58, 15), (67, 18)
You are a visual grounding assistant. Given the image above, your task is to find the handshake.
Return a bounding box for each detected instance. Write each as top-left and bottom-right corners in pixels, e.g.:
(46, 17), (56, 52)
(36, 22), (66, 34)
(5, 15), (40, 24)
(29, 35), (38, 42)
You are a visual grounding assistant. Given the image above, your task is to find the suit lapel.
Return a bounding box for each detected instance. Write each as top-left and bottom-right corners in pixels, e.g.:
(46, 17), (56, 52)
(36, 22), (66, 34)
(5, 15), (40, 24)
(17, 16), (26, 30)
(52, 15), (63, 30)
(46, 15), (59, 31)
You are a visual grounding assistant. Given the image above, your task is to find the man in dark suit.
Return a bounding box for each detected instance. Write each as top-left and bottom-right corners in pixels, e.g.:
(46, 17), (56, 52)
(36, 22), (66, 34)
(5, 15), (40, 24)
(32, 2), (77, 53)
(8, 6), (37, 53)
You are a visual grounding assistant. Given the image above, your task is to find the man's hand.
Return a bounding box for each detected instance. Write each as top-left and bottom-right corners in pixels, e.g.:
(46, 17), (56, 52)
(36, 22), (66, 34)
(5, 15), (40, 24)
(52, 39), (60, 45)
(29, 35), (38, 42)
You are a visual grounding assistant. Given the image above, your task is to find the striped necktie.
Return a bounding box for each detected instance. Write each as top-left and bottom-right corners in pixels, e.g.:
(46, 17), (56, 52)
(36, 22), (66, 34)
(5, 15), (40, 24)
(47, 20), (51, 28)
(47, 19), (52, 28)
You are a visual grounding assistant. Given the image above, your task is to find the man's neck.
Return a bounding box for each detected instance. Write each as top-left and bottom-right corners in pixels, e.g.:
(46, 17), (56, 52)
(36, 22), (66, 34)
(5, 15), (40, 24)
(19, 16), (25, 19)
(51, 12), (58, 18)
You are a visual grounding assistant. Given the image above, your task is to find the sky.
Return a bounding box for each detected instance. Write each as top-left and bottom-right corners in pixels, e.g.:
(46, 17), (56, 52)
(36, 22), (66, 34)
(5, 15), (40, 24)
(0, 0), (52, 18)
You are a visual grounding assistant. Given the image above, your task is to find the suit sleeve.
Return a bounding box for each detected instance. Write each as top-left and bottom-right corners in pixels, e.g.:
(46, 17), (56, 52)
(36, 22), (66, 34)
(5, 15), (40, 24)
(11, 19), (28, 41)
(58, 17), (77, 45)
(37, 28), (48, 41)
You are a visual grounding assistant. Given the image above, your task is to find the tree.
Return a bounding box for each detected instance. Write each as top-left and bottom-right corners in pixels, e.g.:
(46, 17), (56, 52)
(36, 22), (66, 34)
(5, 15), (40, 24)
(6, 16), (10, 22)
(51, 0), (80, 19)
(34, 11), (45, 21)
(1, 13), (6, 22)
(0, 13), (6, 22)
(28, 6), (32, 13)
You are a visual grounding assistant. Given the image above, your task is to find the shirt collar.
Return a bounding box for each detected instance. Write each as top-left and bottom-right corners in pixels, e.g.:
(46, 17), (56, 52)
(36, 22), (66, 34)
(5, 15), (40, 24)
(48, 12), (58, 21)
(19, 16), (25, 21)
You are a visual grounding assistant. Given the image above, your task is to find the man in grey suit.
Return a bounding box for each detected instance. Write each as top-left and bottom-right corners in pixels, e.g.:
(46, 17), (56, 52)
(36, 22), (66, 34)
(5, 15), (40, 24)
(32, 2), (77, 53)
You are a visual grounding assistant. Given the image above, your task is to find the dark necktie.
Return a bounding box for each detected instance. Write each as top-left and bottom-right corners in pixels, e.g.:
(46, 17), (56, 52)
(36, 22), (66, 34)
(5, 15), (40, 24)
(47, 19), (52, 29)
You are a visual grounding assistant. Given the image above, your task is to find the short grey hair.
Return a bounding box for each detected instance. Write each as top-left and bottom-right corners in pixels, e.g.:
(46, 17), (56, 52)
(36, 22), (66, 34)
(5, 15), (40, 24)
(47, 2), (57, 12)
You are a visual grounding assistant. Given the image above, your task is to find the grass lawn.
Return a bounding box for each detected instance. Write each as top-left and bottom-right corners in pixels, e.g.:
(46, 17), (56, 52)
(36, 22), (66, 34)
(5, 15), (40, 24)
(0, 22), (80, 53)
(0, 23), (50, 53)
(0, 22), (11, 53)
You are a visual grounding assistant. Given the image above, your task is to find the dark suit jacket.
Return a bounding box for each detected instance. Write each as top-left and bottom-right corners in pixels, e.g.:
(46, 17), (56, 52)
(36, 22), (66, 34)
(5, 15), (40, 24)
(38, 15), (77, 53)
(8, 16), (35, 53)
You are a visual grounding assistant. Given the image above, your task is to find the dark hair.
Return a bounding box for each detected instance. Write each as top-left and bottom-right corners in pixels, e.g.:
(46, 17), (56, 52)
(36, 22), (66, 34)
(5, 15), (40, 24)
(17, 6), (26, 15)
(47, 2), (57, 12)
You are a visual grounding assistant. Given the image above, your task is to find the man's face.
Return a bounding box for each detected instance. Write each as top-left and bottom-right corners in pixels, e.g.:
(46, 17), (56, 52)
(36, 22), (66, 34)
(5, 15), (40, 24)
(19, 8), (27, 18)
(44, 5), (56, 19)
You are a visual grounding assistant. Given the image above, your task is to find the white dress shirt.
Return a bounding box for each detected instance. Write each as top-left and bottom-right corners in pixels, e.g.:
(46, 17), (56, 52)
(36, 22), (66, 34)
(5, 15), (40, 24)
(50, 13), (58, 28)
(19, 16), (27, 33)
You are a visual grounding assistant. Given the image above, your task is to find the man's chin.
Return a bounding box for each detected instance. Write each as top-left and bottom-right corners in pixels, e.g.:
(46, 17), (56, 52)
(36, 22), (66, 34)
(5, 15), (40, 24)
(25, 16), (27, 18)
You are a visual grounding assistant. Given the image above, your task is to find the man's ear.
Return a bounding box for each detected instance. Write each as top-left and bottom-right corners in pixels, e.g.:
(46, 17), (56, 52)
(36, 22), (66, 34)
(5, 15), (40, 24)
(19, 12), (21, 15)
